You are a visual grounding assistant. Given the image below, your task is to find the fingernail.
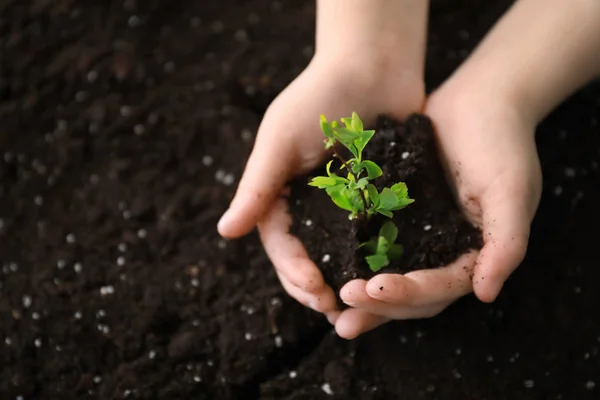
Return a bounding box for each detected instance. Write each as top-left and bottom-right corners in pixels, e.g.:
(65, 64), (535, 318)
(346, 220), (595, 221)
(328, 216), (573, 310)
(217, 209), (233, 233)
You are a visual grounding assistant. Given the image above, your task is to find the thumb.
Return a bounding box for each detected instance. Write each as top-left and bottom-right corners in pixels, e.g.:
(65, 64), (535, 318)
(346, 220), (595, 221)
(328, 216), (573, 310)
(472, 190), (533, 303)
(217, 129), (294, 239)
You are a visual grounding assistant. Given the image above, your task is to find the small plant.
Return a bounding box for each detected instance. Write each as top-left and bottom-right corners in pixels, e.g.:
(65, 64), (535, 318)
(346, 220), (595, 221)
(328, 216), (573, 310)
(308, 112), (414, 271)
(359, 221), (404, 272)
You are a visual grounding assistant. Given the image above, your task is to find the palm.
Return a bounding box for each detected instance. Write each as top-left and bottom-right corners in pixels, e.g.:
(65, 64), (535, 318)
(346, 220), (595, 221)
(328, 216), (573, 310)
(333, 91), (542, 339)
(248, 60), (426, 326)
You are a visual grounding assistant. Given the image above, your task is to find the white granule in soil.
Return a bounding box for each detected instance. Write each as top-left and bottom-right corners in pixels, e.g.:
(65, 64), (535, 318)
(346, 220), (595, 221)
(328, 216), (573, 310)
(321, 383), (334, 396)
(289, 370), (297, 379)
(304, 219), (313, 227)
(553, 186), (563, 196)
(524, 380), (534, 388)
(222, 173), (235, 186)
(134, 124), (145, 135)
(120, 105), (132, 117)
(22, 295), (32, 309)
(401, 152), (410, 159)
(564, 167), (576, 178)
(274, 335), (283, 348)
(100, 286), (114, 296)
(270, 297), (282, 306)
(241, 129), (253, 142)
(202, 155), (214, 166)
(322, 254), (331, 263)
(423, 224), (432, 231)
(215, 169), (226, 181)
(586, 381), (595, 390)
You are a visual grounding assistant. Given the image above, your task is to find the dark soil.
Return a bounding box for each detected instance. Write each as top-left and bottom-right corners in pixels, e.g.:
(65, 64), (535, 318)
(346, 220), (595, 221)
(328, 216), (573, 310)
(290, 114), (482, 294)
(1, 0), (600, 399)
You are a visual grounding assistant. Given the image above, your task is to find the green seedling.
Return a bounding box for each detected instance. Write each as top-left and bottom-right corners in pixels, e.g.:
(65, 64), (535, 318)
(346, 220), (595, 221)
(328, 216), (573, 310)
(308, 112), (414, 272)
(359, 221), (404, 272)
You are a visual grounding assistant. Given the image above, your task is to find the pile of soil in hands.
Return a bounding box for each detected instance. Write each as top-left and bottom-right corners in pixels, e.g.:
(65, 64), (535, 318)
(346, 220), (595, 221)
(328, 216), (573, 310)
(290, 114), (482, 293)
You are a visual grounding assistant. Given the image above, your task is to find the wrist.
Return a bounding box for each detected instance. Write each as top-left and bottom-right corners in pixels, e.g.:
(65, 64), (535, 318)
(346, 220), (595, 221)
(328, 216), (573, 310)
(429, 75), (537, 139)
(445, 0), (600, 125)
(315, 0), (428, 83)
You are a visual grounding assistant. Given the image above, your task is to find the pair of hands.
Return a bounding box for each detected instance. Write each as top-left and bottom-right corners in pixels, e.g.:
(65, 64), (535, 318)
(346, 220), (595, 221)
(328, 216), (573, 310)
(218, 52), (542, 339)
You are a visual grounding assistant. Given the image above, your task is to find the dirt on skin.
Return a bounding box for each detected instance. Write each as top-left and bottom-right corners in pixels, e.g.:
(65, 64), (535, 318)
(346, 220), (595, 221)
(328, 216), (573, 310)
(1, 0), (600, 399)
(290, 114), (482, 295)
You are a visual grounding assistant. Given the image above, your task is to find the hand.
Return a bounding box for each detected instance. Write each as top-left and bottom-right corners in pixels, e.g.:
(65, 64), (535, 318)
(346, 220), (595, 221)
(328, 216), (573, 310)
(334, 82), (543, 339)
(218, 53), (425, 324)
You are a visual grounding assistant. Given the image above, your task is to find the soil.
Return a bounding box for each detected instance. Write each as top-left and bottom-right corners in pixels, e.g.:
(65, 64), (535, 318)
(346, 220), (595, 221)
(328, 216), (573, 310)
(290, 114), (482, 294)
(1, 0), (600, 399)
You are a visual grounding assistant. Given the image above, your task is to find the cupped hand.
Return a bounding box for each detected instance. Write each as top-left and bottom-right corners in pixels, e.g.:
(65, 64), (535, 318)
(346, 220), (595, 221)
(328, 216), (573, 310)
(217, 53), (425, 323)
(334, 84), (543, 339)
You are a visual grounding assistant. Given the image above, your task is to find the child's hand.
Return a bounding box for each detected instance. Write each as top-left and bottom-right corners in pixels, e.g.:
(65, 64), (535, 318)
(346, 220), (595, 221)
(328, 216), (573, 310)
(218, 54), (425, 323)
(333, 83), (543, 339)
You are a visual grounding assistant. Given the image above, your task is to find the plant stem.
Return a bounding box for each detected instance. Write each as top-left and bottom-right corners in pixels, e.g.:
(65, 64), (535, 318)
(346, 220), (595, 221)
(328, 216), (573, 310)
(332, 146), (369, 218)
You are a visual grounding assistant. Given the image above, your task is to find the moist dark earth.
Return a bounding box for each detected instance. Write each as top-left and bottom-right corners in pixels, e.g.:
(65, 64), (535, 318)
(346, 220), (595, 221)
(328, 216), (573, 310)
(1, 1), (599, 399)
(290, 114), (483, 295)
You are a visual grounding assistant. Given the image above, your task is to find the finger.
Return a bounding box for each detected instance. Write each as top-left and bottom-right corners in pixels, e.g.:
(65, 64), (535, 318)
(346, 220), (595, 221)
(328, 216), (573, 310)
(277, 271), (338, 315)
(341, 279), (457, 319)
(366, 251), (478, 306)
(217, 127), (294, 239)
(258, 198), (338, 315)
(473, 195), (531, 303)
(335, 308), (389, 340)
(258, 198), (330, 294)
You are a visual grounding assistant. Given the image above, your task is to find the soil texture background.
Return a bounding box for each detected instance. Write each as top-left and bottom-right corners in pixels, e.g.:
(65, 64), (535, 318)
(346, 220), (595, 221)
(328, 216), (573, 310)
(1, 1), (600, 399)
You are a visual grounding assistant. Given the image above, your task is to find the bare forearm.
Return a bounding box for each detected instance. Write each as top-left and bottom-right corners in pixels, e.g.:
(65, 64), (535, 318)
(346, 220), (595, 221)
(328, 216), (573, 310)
(449, 0), (600, 123)
(315, 0), (429, 72)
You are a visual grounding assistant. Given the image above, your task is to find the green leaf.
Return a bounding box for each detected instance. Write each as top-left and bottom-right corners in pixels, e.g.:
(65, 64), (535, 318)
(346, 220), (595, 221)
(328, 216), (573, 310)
(379, 221), (398, 245)
(341, 117), (354, 129)
(389, 197), (415, 211)
(351, 112), (363, 132)
(325, 161), (348, 183)
(366, 184), (380, 207)
(387, 244), (404, 260)
(376, 209), (393, 218)
(355, 178), (369, 190)
(350, 160), (362, 175)
(347, 189), (365, 213)
(359, 238), (378, 254)
(361, 160), (382, 179)
(353, 130), (375, 157)
(333, 127), (361, 158)
(308, 176), (338, 188)
(366, 254), (389, 272)
(334, 127), (361, 142)
(376, 236), (390, 255)
(326, 186), (354, 212)
(320, 115), (334, 139)
(326, 160), (335, 177)
(378, 187), (399, 211)
(391, 182), (409, 199)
